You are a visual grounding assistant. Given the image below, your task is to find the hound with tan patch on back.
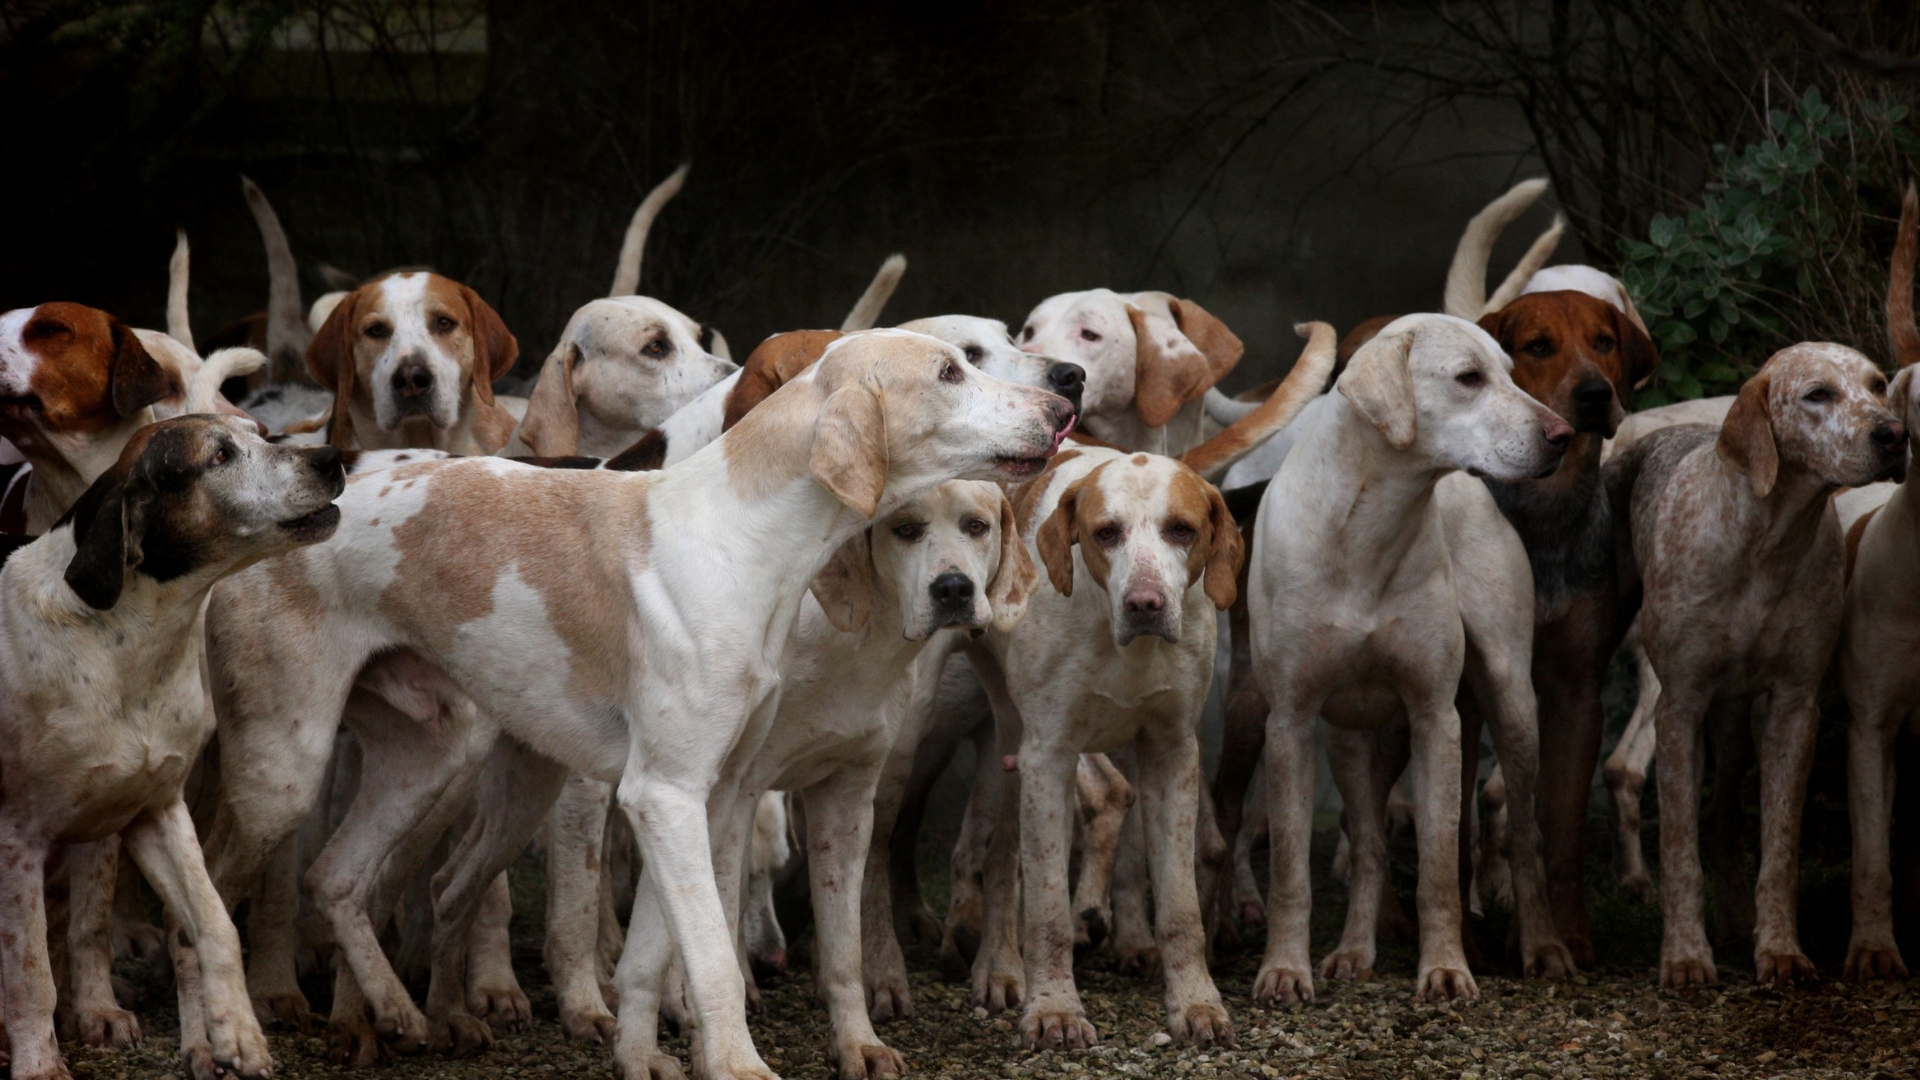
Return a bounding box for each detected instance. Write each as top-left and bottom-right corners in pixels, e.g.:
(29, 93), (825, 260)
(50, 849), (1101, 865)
(964, 446), (1242, 1051)
(1608, 342), (1905, 988)
(1249, 314), (1575, 1005)
(0, 416), (345, 1080)
(306, 272), (521, 454)
(196, 329), (1073, 1080)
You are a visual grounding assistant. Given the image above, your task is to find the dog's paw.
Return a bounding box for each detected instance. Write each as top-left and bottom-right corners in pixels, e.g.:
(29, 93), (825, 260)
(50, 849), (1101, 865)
(1414, 965), (1479, 1003)
(430, 1009), (495, 1056)
(8, 1052), (75, 1080)
(1524, 939), (1577, 981)
(975, 961), (1024, 1015)
(182, 1042), (222, 1080)
(113, 917), (168, 964)
(1844, 942), (1908, 981)
(1316, 947), (1375, 983)
(251, 991), (313, 1033)
(328, 1010), (388, 1067)
(1115, 944), (1162, 980)
(1251, 963), (1314, 1004)
(470, 983), (532, 1031)
(561, 998), (619, 1044)
(1659, 951), (1718, 990)
(77, 1003), (143, 1049)
(612, 1051), (688, 1080)
(836, 1041), (906, 1080)
(867, 971), (915, 1024)
(205, 1011), (275, 1079)
(371, 1000), (429, 1056)
(1755, 949), (1818, 988)
(1168, 1000), (1235, 1049)
(1020, 1000), (1098, 1051)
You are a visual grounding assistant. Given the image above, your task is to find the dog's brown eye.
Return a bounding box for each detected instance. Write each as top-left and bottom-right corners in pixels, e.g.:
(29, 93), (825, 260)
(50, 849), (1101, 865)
(1080, 328), (1101, 343)
(1593, 335), (1615, 354)
(1805, 387), (1833, 403)
(211, 447), (230, 466)
(1165, 521), (1196, 544)
(964, 517), (990, 538)
(1021, 326), (1034, 342)
(940, 361), (963, 384)
(964, 345), (984, 364)
(1524, 340), (1553, 358)
(893, 522), (926, 542)
(1093, 524), (1122, 545)
(1871, 378), (1889, 395)
(25, 320), (69, 340)
(642, 339), (670, 358)
(366, 322), (392, 340)
(433, 316), (456, 334)
(1456, 371), (1485, 388)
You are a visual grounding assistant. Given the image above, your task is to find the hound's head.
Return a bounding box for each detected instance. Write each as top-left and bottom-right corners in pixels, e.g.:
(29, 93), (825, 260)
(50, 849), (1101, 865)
(0, 303), (180, 456)
(726, 329), (1075, 518)
(1718, 343), (1905, 497)
(1035, 452), (1242, 646)
(58, 414), (345, 610)
(810, 479), (1037, 639)
(1478, 290), (1658, 438)
(1016, 289), (1241, 431)
(516, 296), (736, 457)
(1337, 314), (1573, 480)
(900, 315), (1085, 416)
(306, 272), (519, 449)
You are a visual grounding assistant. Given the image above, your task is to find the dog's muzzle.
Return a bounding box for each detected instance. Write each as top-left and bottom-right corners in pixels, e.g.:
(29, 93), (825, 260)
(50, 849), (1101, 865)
(1571, 375), (1615, 433)
(1046, 362), (1086, 416)
(391, 358), (435, 414)
(928, 571), (978, 629)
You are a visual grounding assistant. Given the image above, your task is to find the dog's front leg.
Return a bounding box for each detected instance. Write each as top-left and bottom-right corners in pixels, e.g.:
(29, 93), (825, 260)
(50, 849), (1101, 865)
(1844, 696), (1908, 979)
(65, 838), (141, 1049)
(1320, 726), (1388, 983)
(1136, 720), (1233, 1049)
(971, 705), (1027, 1016)
(613, 868), (686, 1080)
(1603, 647), (1659, 900)
(1654, 681), (1717, 988)
(1252, 701), (1319, 1004)
(123, 798), (273, 1080)
(1751, 687), (1821, 986)
(0, 825), (63, 1080)
(1405, 705), (1476, 1002)
(804, 765), (905, 1080)
(1016, 742), (1095, 1051)
(547, 775), (620, 1042)
(1106, 747), (1157, 978)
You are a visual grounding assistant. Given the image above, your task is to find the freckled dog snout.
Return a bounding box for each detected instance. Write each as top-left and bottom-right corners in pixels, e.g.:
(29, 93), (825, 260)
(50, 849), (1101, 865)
(392, 359), (434, 400)
(1873, 419), (1905, 452)
(1046, 363), (1086, 412)
(930, 572), (975, 611)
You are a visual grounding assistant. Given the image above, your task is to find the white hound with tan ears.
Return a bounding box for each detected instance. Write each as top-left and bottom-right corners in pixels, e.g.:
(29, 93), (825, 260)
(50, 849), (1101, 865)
(1249, 314), (1575, 1005)
(196, 329), (1074, 1080)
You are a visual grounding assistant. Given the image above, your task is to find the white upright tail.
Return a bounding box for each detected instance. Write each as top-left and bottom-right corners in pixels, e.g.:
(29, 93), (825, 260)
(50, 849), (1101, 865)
(240, 176), (313, 382)
(610, 163), (690, 297)
(1444, 177), (1550, 320)
(167, 229), (194, 352)
(1483, 214), (1566, 314)
(840, 254), (907, 332)
(187, 348), (267, 414)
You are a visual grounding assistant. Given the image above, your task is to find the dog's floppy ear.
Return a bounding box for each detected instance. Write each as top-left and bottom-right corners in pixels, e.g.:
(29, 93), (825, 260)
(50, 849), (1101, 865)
(517, 341), (582, 456)
(1338, 329), (1417, 449)
(1615, 304), (1660, 392)
(62, 469), (147, 610)
(810, 383), (888, 518)
(108, 318), (176, 418)
(1200, 480), (1244, 611)
(1718, 372), (1777, 497)
(988, 488), (1039, 632)
(1129, 301), (1241, 429)
(1893, 366), (1920, 452)
(1035, 473), (1090, 597)
(727, 330), (842, 431)
(307, 288), (362, 450)
(810, 530), (876, 633)
(456, 281), (520, 397)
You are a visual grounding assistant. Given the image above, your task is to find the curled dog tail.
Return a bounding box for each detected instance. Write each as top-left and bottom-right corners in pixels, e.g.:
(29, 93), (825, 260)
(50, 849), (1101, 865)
(1444, 177), (1550, 320)
(1891, 181), (1920, 369)
(240, 176), (312, 383)
(610, 162), (690, 298)
(167, 228), (195, 353)
(1180, 321), (1337, 482)
(1484, 213), (1566, 314)
(187, 348), (267, 415)
(841, 253), (908, 332)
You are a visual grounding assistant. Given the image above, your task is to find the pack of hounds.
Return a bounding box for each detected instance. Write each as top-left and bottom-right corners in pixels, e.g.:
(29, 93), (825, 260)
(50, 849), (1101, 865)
(1, 165), (1916, 1080)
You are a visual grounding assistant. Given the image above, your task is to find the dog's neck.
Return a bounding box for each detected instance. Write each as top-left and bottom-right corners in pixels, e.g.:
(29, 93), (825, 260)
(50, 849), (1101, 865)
(33, 532), (224, 663)
(6, 411), (157, 533)
(1710, 453), (1837, 560)
(1296, 394), (1449, 574)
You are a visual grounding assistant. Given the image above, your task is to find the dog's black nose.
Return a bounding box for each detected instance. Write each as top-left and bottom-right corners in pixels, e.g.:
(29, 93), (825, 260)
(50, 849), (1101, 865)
(1574, 376), (1613, 411)
(310, 445), (343, 473)
(930, 572), (975, 610)
(1046, 363), (1086, 411)
(393, 361), (433, 399)
(1874, 420), (1906, 451)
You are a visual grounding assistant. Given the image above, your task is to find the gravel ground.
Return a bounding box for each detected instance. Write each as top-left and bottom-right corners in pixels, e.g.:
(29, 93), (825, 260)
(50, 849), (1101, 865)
(69, 822), (1915, 1080)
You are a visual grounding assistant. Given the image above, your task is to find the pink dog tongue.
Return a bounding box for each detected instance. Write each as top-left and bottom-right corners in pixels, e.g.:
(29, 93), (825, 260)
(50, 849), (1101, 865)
(1049, 415), (1076, 454)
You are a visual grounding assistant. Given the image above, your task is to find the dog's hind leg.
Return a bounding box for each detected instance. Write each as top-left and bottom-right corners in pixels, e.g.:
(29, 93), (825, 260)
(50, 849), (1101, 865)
(803, 762), (906, 1080)
(67, 838), (142, 1049)
(0, 827), (62, 1080)
(545, 775), (619, 1042)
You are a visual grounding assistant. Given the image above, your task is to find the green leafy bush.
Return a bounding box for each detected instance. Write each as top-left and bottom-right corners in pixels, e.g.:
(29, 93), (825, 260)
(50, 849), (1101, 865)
(1619, 88), (1920, 405)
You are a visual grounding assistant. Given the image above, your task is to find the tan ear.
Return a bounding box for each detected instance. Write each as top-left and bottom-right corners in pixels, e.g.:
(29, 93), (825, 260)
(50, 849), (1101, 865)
(987, 490), (1039, 632)
(471, 399), (518, 453)
(1035, 476), (1086, 597)
(457, 282), (520, 395)
(726, 330), (842, 431)
(306, 290), (361, 450)
(518, 342), (582, 456)
(1130, 303), (1238, 429)
(809, 531), (876, 633)
(1717, 372), (1777, 497)
(1200, 481), (1244, 611)
(1615, 305), (1660, 392)
(1169, 298), (1244, 379)
(810, 384), (888, 518)
(107, 318), (176, 418)
(1337, 330), (1417, 449)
